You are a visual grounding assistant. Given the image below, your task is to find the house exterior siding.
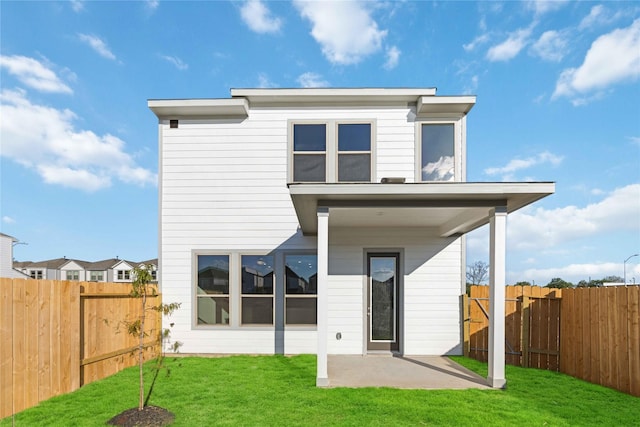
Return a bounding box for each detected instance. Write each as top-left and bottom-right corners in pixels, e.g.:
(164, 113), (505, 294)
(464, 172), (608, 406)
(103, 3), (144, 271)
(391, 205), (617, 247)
(158, 100), (467, 355)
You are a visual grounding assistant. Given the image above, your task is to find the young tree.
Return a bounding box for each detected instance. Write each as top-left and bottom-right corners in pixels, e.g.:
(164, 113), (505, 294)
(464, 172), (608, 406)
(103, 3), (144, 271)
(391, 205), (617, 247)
(127, 264), (180, 411)
(466, 261), (489, 286)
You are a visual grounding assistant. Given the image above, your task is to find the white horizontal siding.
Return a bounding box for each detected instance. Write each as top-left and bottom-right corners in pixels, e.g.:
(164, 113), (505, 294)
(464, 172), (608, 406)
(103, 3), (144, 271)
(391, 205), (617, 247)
(160, 105), (463, 355)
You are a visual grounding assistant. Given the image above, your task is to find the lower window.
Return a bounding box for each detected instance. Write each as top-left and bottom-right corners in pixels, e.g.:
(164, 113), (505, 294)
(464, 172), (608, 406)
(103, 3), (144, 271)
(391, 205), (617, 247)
(285, 254), (317, 325)
(196, 255), (230, 325)
(241, 255), (274, 325)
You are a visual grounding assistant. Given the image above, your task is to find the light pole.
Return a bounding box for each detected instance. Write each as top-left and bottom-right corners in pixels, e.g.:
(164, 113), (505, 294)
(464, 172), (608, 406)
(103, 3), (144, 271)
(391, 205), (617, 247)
(624, 254), (639, 285)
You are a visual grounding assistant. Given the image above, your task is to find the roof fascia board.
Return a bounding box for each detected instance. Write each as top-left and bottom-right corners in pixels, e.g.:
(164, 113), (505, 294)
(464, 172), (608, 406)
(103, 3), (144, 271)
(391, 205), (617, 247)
(231, 87), (438, 106)
(148, 98), (249, 119)
(417, 95), (476, 115)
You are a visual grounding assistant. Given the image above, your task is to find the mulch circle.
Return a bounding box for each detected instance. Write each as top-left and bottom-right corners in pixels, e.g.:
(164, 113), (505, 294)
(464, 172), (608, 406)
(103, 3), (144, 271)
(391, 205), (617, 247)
(107, 406), (175, 427)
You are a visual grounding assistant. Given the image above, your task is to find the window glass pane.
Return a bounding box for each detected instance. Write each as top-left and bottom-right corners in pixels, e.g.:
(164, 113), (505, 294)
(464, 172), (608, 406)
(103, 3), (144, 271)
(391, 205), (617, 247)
(371, 257), (396, 341)
(285, 255), (317, 294)
(242, 298), (273, 324)
(422, 124), (454, 181)
(286, 298), (317, 324)
(293, 154), (325, 182)
(338, 123), (371, 151)
(197, 297), (229, 325)
(197, 255), (229, 295)
(294, 124), (326, 151)
(241, 255), (274, 294)
(338, 154), (370, 182)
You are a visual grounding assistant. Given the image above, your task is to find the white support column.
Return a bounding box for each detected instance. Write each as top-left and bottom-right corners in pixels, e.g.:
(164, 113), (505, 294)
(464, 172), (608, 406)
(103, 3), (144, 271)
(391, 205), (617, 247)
(488, 206), (507, 388)
(316, 207), (329, 387)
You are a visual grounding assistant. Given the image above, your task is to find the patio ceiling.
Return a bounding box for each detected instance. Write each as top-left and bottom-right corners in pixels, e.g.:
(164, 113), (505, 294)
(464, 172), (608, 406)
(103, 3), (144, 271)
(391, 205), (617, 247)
(288, 182), (555, 237)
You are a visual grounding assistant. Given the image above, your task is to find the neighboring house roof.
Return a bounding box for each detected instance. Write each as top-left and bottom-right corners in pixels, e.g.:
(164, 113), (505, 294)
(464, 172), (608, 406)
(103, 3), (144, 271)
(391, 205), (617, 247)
(85, 258), (121, 271)
(138, 258), (158, 267)
(0, 232), (17, 240)
(19, 258), (87, 270)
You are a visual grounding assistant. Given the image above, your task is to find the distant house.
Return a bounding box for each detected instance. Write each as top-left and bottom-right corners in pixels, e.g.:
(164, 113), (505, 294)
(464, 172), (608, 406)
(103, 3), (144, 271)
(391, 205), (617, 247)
(0, 233), (29, 278)
(149, 87), (555, 388)
(12, 257), (158, 283)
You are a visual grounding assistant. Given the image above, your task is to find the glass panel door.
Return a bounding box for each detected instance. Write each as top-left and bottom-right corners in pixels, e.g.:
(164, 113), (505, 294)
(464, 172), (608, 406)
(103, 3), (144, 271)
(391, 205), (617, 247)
(367, 254), (400, 351)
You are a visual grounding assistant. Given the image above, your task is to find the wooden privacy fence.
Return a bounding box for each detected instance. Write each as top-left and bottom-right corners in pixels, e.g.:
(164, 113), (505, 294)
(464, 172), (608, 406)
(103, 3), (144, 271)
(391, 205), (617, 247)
(0, 278), (162, 419)
(464, 285), (640, 397)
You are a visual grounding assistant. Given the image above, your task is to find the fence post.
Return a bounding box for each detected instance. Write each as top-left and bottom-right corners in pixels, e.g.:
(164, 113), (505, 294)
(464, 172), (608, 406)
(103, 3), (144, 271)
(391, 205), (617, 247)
(521, 295), (530, 368)
(462, 294), (470, 356)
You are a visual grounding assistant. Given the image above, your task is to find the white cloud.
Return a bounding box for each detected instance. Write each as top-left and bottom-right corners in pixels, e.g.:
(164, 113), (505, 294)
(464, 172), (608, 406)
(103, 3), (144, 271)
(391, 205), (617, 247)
(0, 55), (72, 94)
(294, 0), (387, 65)
(257, 73), (277, 88)
(146, 0), (159, 12)
(509, 184), (640, 251)
(0, 89), (156, 192)
(240, 0), (282, 34)
(160, 55), (188, 70)
(296, 72), (329, 88)
(553, 19), (640, 102)
(579, 5), (605, 30)
(467, 184), (640, 284)
(70, 0), (84, 12)
(463, 34), (490, 52)
(383, 46), (400, 70)
(484, 151), (563, 180)
(526, 0), (568, 16)
(2, 216), (16, 224)
(78, 33), (117, 61)
(629, 136), (640, 147)
(486, 27), (533, 62)
(530, 30), (569, 62)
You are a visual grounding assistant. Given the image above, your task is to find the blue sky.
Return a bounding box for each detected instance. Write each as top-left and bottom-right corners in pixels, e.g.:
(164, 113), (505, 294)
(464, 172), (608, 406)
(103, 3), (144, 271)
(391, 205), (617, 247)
(1, 1), (639, 285)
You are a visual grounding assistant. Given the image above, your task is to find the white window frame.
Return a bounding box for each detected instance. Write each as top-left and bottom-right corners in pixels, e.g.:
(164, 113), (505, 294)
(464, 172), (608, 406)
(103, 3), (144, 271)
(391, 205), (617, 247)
(89, 271), (104, 282)
(30, 270), (43, 279)
(66, 270), (80, 281)
(289, 120), (376, 183)
(117, 270), (131, 280)
(415, 119), (462, 183)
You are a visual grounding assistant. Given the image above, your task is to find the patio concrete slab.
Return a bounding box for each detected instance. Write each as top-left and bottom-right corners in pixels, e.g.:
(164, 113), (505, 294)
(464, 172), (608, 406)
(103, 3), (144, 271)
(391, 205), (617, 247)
(327, 355), (491, 389)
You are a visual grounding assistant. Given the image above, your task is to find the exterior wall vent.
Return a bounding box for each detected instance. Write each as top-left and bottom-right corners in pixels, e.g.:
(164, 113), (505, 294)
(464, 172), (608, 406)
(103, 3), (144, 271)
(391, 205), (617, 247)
(170, 119), (179, 128)
(381, 177), (406, 184)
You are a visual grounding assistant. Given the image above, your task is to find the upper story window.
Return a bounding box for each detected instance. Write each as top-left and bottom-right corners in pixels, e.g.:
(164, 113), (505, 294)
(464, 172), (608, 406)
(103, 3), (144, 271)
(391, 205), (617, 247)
(293, 124), (326, 182)
(30, 270), (43, 279)
(420, 123), (455, 182)
(291, 121), (374, 183)
(89, 271), (103, 282)
(66, 270), (79, 281)
(338, 124), (371, 182)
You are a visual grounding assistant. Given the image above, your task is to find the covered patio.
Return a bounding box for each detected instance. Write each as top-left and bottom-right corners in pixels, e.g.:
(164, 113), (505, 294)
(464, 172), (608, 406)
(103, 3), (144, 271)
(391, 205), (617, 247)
(289, 182), (555, 389)
(328, 355), (490, 389)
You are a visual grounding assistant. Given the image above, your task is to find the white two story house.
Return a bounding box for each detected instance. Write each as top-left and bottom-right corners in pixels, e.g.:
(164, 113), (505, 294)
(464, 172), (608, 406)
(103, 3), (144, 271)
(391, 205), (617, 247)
(149, 88), (554, 387)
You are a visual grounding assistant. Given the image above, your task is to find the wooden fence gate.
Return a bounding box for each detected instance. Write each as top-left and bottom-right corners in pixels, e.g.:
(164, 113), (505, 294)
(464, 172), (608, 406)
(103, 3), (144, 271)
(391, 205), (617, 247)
(1, 279), (161, 419)
(464, 285), (640, 397)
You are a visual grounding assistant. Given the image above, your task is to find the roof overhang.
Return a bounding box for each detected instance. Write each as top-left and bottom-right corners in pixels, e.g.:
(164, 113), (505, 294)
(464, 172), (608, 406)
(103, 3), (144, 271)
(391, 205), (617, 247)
(288, 182), (555, 236)
(230, 88), (438, 106)
(417, 96), (476, 115)
(148, 98), (249, 119)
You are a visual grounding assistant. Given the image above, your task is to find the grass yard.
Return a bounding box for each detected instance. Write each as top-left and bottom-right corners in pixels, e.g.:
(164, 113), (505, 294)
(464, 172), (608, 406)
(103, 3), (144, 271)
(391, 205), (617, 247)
(2, 355), (638, 426)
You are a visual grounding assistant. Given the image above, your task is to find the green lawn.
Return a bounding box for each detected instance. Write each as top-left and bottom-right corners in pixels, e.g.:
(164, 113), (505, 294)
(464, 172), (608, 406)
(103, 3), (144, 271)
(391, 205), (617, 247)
(2, 355), (638, 426)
